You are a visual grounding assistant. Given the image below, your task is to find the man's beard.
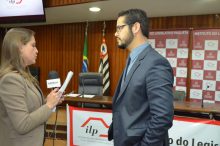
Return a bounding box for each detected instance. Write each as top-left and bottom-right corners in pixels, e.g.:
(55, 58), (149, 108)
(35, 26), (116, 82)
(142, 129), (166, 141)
(118, 30), (134, 49)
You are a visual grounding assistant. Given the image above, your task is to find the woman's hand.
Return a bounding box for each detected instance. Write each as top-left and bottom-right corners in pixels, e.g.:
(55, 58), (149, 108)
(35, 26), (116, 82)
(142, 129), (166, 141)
(46, 88), (63, 109)
(58, 95), (65, 105)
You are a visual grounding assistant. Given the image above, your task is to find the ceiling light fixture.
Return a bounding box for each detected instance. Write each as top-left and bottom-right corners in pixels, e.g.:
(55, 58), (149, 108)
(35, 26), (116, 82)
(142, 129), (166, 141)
(89, 7), (101, 12)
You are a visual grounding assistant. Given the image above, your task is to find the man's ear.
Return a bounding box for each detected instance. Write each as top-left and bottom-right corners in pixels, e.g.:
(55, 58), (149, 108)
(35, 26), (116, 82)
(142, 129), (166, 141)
(132, 22), (141, 35)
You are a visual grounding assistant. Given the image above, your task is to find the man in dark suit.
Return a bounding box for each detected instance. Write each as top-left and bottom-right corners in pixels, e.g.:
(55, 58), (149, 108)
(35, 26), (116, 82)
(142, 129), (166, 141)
(108, 9), (174, 146)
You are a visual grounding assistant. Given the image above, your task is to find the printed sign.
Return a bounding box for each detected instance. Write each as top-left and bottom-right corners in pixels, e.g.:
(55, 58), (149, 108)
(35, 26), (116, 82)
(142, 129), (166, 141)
(67, 105), (220, 146)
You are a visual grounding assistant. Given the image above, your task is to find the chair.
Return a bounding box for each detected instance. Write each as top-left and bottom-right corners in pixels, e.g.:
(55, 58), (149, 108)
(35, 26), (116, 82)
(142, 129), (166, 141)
(173, 90), (186, 101)
(78, 72), (103, 108)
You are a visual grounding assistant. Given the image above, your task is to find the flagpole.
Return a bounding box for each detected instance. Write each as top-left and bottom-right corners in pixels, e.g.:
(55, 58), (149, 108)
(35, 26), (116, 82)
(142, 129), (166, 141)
(82, 21), (89, 73)
(85, 21), (89, 36)
(102, 21), (106, 38)
(99, 21), (110, 96)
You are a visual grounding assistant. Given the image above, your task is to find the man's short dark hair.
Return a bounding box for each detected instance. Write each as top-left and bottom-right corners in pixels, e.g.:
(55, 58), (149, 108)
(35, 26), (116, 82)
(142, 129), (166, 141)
(118, 9), (149, 38)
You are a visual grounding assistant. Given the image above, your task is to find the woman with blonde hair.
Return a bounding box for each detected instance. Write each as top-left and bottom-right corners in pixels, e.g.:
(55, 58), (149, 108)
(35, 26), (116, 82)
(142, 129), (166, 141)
(0, 28), (63, 146)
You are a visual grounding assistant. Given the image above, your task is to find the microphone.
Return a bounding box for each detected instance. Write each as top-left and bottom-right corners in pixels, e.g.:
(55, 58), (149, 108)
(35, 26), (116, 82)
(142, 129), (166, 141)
(46, 71), (61, 112)
(82, 77), (85, 98)
(46, 71), (61, 89)
(46, 71), (73, 111)
(81, 77), (85, 108)
(201, 85), (209, 108)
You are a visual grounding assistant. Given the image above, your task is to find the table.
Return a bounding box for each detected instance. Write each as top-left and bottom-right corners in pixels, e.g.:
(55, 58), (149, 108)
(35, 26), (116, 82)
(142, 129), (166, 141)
(64, 96), (220, 119)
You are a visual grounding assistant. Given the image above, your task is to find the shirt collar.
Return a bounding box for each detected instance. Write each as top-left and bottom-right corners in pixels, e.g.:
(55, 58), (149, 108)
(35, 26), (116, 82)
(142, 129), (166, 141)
(129, 42), (149, 62)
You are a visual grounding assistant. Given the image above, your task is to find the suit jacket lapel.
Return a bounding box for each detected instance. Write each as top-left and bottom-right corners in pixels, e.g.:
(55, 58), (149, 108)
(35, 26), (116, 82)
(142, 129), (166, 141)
(112, 74), (123, 104)
(25, 79), (44, 105)
(35, 84), (45, 104)
(115, 45), (152, 103)
(116, 61), (140, 101)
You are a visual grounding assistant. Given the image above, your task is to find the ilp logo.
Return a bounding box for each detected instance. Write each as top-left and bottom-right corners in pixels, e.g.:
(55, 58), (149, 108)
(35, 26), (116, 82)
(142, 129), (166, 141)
(7, 0), (22, 4)
(81, 117), (109, 138)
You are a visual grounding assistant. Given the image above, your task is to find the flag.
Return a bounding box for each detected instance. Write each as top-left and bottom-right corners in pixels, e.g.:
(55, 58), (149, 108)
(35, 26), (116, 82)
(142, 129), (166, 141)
(82, 32), (88, 72)
(98, 37), (110, 95)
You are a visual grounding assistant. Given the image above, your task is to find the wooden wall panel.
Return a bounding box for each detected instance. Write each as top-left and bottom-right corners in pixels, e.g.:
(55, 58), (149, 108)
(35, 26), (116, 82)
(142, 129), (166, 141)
(27, 20), (130, 95)
(150, 14), (220, 30)
(0, 14), (219, 96)
(62, 23), (85, 93)
(28, 25), (64, 94)
(45, 0), (105, 7)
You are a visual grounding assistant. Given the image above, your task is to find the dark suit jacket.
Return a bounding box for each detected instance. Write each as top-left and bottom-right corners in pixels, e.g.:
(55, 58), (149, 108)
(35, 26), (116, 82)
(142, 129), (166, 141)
(0, 72), (52, 146)
(108, 45), (174, 146)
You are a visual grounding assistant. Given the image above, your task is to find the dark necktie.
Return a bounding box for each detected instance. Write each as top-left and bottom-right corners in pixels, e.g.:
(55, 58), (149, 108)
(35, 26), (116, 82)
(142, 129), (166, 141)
(124, 56), (131, 81)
